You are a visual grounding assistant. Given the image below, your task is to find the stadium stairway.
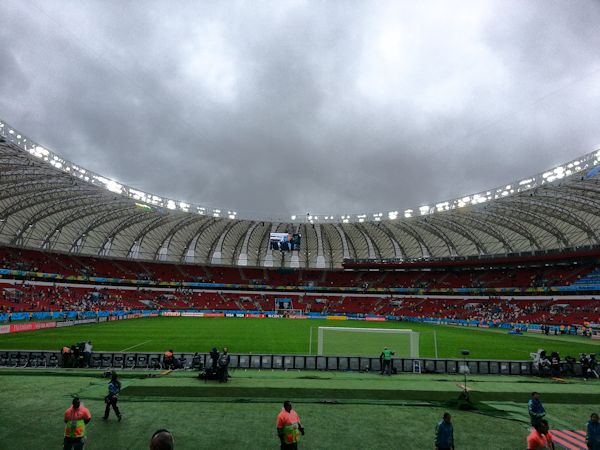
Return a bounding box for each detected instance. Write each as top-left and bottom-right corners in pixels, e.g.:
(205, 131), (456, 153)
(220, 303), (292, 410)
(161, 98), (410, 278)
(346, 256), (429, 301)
(551, 429), (587, 450)
(570, 267), (600, 288)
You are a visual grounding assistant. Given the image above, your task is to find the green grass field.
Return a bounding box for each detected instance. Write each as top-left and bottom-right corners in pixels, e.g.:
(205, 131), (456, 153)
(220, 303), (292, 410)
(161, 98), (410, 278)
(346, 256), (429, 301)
(0, 369), (596, 449)
(1, 317), (599, 449)
(0, 316), (598, 359)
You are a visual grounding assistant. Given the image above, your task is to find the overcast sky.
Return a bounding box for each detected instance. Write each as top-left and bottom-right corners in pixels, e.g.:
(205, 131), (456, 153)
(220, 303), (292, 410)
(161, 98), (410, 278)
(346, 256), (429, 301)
(2, 0), (600, 219)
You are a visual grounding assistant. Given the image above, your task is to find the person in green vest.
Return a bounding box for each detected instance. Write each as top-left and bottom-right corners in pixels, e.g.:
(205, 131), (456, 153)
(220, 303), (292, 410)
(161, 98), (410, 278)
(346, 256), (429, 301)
(380, 347), (395, 375)
(63, 397), (92, 450)
(276, 400), (304, 449)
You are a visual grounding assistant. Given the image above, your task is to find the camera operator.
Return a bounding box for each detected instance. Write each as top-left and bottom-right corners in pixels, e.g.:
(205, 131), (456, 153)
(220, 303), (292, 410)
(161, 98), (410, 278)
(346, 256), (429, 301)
(563, 355), (576, 377)
(61, 345), (72, 368)
(582, 354), (600, 380)
(539, 352), (551, 377)
(210, 347), (220, 371)
(591, 355), (599, 378)
(217, 347), (231, 383)
(162, 350), (176, 370)
(550, 352), (561, 377)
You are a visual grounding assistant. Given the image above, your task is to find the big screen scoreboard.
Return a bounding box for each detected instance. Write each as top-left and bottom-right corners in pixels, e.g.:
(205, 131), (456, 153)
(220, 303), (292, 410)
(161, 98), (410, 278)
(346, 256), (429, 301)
(269, 232), (301, 251)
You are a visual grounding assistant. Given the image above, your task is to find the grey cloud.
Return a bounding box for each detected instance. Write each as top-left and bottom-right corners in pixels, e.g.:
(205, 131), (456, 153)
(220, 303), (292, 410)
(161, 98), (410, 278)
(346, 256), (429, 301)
(1, 0), (600, 219)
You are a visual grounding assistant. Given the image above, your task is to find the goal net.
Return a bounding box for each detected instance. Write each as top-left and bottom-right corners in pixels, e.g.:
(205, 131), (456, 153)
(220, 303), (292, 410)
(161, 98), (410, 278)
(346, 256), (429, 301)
(316, 327), (419, 357)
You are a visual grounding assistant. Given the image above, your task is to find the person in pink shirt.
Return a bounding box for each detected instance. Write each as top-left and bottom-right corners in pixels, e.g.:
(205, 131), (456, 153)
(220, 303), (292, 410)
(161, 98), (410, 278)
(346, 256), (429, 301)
(527, 419), (555, 450)
(276, 400), (304, 449)
(63, 397), (92, 450)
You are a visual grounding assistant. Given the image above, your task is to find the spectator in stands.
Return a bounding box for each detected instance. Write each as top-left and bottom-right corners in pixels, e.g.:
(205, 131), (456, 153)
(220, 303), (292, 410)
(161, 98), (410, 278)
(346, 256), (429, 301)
(528, 392), (546, 426)
(150, 429), (175, 450)
(435, 412), (454, 450)
(527, 419), (554, 450)
(103, 371), (122, 421)
(63, 397), (92, 450)
(587, 413), (600, 450)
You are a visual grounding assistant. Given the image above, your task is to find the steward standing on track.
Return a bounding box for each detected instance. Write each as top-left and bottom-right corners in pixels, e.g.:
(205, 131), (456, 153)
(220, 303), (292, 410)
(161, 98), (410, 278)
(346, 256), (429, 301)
(276, 400), (304, 449)
(63, 397), (91, 450)
(218, 347), (231, 383)
(528, 392), (546, 426)
(380, 347), (395, 375)
(435, 412), (455, 450)
(587, 413), (600, 450)
(103, 371), (122, 421)
(527, 419), (555, 450)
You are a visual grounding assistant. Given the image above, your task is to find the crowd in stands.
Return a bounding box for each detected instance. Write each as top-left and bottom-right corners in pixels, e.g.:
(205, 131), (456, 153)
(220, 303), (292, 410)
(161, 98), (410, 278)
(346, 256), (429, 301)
(2, 280), (600, 328)
(0, 246), (593, 289)
(1, 245), (600, 327)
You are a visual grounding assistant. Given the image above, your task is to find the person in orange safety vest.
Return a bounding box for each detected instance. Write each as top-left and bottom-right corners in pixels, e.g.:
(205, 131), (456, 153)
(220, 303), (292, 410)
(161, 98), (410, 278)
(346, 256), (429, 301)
(64, 396), (92, 450)
(276, 400), (304, 449)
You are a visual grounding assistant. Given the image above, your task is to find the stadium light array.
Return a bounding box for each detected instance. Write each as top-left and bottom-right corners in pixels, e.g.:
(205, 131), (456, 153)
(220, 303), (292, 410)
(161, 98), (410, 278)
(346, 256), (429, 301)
(2, 117), (600, 225)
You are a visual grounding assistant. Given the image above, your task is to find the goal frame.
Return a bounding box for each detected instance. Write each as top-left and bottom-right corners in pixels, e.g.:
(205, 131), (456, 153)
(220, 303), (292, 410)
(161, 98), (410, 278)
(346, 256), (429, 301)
(316, 326), (419, 357)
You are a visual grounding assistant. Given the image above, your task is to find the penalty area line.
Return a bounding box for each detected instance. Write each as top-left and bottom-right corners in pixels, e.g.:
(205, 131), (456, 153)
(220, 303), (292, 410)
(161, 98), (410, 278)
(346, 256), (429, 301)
(120, 340), (152, 352)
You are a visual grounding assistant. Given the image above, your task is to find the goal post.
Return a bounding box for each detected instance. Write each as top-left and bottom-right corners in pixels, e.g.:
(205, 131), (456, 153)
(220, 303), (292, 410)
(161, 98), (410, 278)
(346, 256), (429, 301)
(316, 327), (419, 357)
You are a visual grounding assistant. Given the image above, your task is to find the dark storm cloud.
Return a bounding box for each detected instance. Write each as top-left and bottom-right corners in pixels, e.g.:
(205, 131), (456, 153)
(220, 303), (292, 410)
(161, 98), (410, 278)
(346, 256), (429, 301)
(1, 0), (600, 219)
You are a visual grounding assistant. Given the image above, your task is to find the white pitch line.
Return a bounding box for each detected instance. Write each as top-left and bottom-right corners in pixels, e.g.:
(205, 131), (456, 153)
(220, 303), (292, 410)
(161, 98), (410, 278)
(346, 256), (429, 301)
(120, 340), (152, 352)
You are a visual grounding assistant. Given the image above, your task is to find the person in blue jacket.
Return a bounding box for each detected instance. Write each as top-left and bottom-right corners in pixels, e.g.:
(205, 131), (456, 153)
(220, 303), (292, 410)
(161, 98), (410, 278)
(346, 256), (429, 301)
(588, 413), (600, 450)
(103, 371), (122, 421)
(528, 392), (546, 426)
(435, 412), (455, 450)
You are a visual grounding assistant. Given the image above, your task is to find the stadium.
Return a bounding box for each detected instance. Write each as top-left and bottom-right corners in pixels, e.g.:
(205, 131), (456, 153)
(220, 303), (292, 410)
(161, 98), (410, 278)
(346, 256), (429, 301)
(1, 117), (600, 449)
(2, 3), (600, 450)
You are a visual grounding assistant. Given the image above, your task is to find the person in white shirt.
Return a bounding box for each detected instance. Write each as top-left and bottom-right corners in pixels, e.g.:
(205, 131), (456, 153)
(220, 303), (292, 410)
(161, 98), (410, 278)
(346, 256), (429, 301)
(83, 341), (93, 367)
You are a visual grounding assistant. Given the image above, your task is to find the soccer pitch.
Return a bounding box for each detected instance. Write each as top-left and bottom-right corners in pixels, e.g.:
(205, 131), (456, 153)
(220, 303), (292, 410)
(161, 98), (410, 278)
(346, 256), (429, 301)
(0, 317), (598, 360)
(0, 369), (596, 449)
(1, 317), (599, 449)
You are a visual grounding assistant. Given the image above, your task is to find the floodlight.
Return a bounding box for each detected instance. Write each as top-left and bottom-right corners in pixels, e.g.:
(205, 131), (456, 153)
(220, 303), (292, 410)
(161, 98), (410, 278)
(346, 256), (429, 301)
(291, 215), (296, 220)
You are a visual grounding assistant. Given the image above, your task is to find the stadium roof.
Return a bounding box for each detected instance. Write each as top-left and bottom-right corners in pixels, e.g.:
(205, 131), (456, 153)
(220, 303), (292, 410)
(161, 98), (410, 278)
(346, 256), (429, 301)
(2, 118), (600, 268)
